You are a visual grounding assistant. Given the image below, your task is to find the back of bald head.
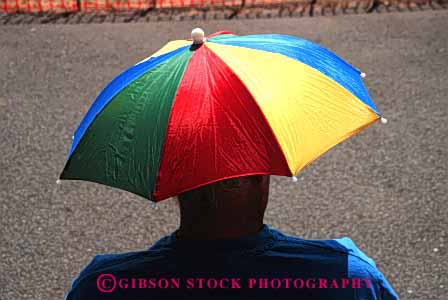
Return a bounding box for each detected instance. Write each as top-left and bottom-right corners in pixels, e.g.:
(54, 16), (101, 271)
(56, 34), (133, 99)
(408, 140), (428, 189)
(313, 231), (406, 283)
(176, 175), (270, 239)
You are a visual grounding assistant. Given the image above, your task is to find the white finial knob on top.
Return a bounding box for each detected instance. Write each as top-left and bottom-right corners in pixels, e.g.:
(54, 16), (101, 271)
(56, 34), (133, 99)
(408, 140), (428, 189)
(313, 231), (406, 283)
(191, 28), (205, 44)
(380, 117), (388, 124)
(360, 72), (366, 78)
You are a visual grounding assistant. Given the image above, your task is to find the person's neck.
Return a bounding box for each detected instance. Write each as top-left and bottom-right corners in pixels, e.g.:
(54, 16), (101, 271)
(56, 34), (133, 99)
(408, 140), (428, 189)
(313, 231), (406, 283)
(176, 221), (264, 240)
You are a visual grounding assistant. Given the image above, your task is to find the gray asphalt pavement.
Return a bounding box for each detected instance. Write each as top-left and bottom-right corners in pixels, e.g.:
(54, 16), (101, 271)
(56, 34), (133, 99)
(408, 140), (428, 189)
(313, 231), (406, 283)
(1, 10), (447, 300)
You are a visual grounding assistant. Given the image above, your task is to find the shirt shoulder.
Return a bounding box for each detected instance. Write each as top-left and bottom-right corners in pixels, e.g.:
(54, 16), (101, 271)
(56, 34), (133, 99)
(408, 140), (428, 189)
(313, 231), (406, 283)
(334, 237), (400, 300)
(262, 228), (355, 276)
(65, 244), (170, 300)
(268, 227), (353, 255)
(334, 237), (377, 272)
(270, 230), (377, 274)
(267, 229), (399, 300)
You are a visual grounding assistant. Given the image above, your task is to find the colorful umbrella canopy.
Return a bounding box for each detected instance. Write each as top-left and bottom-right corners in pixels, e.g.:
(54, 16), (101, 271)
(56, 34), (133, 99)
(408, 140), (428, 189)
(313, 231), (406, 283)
(59, 28), (386, 202)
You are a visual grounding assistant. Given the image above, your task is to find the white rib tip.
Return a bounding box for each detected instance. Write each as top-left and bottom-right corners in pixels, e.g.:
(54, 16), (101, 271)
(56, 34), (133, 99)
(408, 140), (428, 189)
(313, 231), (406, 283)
(71, 135), (74, 140)
(380, 117), (388, 124)
(151, 202), (158, 209)
(191, 28), (205, 44)
(292, 176), (298, 182)
(360, 72), (366, 78)
(56, 179), (61, 185)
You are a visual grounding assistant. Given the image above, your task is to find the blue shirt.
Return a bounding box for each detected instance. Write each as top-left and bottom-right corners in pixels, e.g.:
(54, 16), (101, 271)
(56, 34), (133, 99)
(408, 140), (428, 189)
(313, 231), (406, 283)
(65, 224), (399, 300)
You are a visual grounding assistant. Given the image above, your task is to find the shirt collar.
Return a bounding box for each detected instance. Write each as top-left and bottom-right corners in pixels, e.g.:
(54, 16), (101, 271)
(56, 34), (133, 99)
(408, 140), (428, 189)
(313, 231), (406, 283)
(150, 224), (274, 252)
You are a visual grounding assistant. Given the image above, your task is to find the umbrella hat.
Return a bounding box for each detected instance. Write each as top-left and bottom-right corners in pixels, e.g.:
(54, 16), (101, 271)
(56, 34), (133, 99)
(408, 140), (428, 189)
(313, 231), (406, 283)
(59, 29), (386, 202)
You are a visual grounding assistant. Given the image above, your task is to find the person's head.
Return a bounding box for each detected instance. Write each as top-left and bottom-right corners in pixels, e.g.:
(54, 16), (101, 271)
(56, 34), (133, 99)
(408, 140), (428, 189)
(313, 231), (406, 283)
(176, 175), (270, 239)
